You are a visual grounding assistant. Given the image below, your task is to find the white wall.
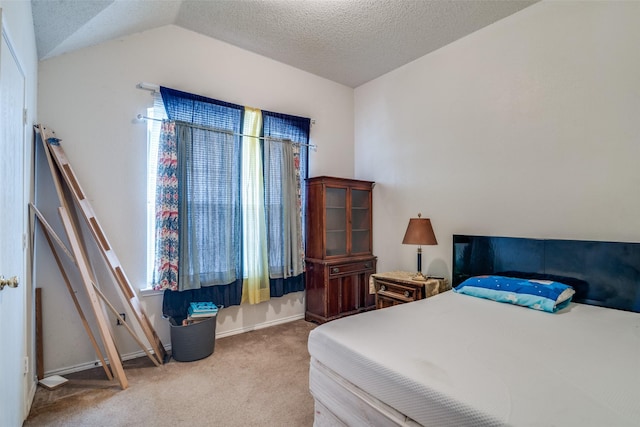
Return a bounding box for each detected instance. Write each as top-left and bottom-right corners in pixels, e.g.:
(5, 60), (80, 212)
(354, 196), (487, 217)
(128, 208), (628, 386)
(355, 1), (640, 278)
(0, 0), (38, 417)
(35, 0), (640, 374)
(36, 25), (354, 373)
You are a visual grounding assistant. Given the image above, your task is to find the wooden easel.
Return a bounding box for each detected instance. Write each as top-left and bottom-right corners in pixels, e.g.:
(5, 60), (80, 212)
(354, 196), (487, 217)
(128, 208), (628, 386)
(34, 125), (166, 389)
(31, 204), (114, 381)
(30, 203), (162, 370)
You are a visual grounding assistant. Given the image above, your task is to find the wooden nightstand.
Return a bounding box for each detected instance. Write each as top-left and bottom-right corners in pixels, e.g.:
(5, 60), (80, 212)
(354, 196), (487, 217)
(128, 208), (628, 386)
(371, 271), (450, 309)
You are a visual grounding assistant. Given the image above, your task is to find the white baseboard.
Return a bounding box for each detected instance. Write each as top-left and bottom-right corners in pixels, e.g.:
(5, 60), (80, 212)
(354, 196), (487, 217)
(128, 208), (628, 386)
(24, 377), (37, 421)
(44, 313), (305, 377)
(215, 312), (305, 339)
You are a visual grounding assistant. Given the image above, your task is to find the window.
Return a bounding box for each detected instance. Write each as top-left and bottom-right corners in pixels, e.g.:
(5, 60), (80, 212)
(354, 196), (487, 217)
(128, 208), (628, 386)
(146, 93), (167, 286)
(147, 87), (310, 309)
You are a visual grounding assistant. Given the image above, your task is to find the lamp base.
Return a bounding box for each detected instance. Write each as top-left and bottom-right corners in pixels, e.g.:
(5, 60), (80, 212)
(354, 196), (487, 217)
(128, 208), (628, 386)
(410, 271), (429, 281)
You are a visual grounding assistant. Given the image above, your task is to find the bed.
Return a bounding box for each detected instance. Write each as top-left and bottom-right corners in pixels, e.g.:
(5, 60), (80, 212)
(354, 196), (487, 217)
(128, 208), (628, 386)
(307, 235), (640, 426)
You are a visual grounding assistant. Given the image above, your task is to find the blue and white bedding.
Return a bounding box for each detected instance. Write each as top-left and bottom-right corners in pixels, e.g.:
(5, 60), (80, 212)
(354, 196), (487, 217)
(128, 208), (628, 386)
(453, 275), (575, 312)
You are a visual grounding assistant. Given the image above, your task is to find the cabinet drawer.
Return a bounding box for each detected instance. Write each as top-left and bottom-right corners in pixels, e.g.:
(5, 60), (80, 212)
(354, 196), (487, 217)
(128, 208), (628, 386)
(375, 279), (421, 301)
(328, 261), (375, 276)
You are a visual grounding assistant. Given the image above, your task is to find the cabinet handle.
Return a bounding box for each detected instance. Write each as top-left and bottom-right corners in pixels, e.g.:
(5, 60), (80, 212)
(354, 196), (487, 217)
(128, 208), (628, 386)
(404, 291), (410, 298)
(364, 262), (372, 268)
(331, 267), (340, 274)
(380, 285), (386, 291)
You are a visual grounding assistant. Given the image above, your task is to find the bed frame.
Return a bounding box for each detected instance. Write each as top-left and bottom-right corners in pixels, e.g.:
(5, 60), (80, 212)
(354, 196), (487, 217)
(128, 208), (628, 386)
(452, 234), (640, 313)
(308, 235), (640, 426)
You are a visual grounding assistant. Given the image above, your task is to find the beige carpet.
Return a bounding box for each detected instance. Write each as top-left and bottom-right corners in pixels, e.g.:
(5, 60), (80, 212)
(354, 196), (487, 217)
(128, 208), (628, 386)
(26, 319), (317, 426)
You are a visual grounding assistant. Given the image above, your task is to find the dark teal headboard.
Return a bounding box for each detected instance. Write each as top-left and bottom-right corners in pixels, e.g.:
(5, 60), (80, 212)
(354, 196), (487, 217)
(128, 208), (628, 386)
(452, 235), (640, 313)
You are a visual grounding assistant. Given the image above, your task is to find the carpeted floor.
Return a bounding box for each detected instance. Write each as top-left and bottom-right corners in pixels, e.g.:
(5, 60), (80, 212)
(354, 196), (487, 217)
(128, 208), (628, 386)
(25, 319), (317, 427)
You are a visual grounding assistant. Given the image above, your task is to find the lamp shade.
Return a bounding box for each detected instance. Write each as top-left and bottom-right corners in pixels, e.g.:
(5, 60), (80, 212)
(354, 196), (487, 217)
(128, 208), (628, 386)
(402, 215), (437, 246)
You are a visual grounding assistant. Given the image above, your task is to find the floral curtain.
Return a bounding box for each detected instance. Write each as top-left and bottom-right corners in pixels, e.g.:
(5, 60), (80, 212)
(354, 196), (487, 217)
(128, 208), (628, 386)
(152, 121), (179, 291)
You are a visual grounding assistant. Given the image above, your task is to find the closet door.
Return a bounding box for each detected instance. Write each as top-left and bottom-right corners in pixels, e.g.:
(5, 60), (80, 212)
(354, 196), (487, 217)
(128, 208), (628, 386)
(0, 18), (28, 426)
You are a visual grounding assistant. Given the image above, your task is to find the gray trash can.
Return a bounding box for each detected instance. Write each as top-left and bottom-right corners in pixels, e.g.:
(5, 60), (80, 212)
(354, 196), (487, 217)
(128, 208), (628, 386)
(169, 314), (217, 362)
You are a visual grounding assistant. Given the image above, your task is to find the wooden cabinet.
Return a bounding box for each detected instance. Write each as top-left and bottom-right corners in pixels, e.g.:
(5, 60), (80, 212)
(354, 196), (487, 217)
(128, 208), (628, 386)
(305, 176), (376, 323)
(305, 176), (373, 259)
(305, 256), (376, 323)
(371, 271), (450, 309)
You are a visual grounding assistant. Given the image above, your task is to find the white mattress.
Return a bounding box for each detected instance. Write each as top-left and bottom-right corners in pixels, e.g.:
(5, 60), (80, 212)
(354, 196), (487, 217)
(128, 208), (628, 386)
(308, 291), (640, 426)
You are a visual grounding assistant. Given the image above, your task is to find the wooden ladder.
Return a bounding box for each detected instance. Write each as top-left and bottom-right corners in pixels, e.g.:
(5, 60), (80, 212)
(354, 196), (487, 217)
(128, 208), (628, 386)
(36, 125), (166, 376)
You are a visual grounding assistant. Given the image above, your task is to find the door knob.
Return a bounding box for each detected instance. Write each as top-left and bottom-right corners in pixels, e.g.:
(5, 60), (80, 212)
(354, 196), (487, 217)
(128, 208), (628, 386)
(0, 276), (19, 290)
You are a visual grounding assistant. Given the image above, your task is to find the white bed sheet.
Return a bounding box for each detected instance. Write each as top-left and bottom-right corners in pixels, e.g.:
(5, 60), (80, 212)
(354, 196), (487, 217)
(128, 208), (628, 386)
(308, 291), (640, 426)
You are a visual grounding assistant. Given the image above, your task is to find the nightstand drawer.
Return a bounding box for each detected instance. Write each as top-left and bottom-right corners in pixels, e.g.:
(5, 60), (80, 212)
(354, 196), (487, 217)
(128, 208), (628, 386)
(377, 289), (414, 304)
(375, 279), (421, 301)
(371, 271), (449, 310)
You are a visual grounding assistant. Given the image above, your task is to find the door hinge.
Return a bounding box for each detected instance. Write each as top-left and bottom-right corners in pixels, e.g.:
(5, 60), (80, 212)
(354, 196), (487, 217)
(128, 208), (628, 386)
(23, 108), (28, 125)
(23, 233), (27, 250)
(23, 356), (29, 375)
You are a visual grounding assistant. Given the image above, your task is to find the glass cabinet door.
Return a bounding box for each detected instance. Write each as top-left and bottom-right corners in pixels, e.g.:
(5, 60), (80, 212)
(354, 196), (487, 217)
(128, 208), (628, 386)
(325, 187), (347, 256)
(350, 189), (371, 254)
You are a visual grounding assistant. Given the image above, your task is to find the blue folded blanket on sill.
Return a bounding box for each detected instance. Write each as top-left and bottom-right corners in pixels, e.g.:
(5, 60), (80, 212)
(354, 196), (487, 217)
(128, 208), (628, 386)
(454, 275), (575, 313)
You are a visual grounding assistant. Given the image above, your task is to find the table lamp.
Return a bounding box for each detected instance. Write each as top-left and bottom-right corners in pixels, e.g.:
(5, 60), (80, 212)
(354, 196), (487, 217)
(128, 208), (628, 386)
(402, 213), (437, 281)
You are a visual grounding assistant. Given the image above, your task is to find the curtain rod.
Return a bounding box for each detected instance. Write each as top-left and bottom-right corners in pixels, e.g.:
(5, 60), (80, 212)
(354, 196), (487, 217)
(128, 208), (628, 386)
(136, 115), (317, 151)
(136, 82), (160, 92)
(136, 82), (316, 125)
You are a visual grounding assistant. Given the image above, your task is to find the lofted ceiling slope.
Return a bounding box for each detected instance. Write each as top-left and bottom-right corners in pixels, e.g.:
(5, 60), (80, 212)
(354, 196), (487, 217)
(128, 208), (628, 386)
(31, 0), (538, 88)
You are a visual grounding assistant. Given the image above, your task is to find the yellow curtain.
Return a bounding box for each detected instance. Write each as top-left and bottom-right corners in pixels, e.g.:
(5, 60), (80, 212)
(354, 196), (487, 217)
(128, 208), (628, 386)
(241, 107), (270, 304)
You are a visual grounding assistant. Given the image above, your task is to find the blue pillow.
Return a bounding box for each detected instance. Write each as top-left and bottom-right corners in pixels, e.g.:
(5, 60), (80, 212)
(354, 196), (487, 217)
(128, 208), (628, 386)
(453, 275), (575, 313)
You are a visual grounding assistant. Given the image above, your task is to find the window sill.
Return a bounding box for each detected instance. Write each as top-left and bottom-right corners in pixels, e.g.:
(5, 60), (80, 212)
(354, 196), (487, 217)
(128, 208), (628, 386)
(139, 287), (163, 297)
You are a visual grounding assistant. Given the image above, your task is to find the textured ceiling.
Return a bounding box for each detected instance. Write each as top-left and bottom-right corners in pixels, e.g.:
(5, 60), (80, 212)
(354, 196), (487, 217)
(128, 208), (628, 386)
(31, 0), (538, 88)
